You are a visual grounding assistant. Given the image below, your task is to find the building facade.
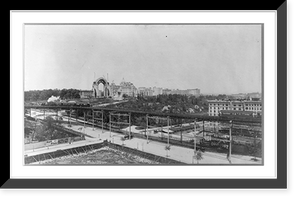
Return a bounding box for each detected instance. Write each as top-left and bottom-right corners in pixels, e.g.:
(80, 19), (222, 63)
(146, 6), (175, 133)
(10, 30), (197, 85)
(244, 101), (262, 116)
(118, 81), (137, 97)
(208, 100), (262, 117)
(138, 87), (153, 97)
(186, 89), (201, 96)
(79, 90), (93, 99)
(152, 87), (163, 96)
(167, 88), (200, 96)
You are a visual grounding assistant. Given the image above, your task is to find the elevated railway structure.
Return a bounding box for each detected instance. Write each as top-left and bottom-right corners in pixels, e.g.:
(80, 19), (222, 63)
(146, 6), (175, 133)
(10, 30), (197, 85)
(25, 105), (262, 161)
(25, 105), (262, 124)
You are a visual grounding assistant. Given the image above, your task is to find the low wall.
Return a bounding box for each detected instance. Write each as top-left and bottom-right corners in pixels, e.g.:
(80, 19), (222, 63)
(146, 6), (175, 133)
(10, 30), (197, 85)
(107, 142), (185, 165)
(25, 136), (85, 151)
(24, 141), (186, 165)
(24, 141), (107, 164)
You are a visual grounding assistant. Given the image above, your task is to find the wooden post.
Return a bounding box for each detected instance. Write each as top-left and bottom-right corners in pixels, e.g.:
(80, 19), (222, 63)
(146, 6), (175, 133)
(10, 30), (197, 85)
(180, 119), (183, 143)
(109, 113), (111, 138)
(194, 136), (196, 154)
(84, 111), (86, 131)
(129, 113), (131, 139)
(167, 116), (170, 146)
(194, 119), (197, 153)
(102, 110), (104, 133)
(227, 120), (232, 163)
(68, 109), (70, 125)
(92, 109), (94, 131)
(146, 114), (149, 143)
(76, 109), (78, 122)
(203, 120), (205, 137)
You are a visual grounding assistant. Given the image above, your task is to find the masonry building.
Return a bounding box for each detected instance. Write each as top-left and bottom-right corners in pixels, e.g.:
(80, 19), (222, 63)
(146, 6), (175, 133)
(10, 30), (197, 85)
(208, 100), (262, 117)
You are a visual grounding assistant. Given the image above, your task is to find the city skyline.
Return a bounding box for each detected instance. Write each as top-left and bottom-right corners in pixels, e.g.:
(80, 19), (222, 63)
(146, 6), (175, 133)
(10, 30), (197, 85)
(24, 24), (262, 94)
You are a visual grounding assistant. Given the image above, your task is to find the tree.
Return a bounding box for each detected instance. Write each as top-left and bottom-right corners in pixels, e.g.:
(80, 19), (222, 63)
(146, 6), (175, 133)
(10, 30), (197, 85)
(33, 116), (68, 142)
(34, 124), (49, 141)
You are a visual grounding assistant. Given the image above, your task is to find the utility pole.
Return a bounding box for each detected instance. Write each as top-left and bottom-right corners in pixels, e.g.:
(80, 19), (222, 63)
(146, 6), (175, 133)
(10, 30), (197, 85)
(83, 111), (86, 133)
(109, 113), (111, 138)
(203, 120), (205, 138)
(92, 109), (94, 131)
(167, 116), (170, 147)
(102, 110), (104, 133)
(76, 109), (78, 122)
(227, 120), (233, 164)
(68, 109), (71, 126)
(180, 119), (183, 143)
(194, 119), (197, 153)
(129, 113), (131, 139)
(146, 114), (149, 143)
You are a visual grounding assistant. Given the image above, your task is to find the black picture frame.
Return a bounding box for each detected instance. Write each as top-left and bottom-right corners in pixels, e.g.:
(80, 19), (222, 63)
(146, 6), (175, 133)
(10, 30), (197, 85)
(5, 2), (287, 189)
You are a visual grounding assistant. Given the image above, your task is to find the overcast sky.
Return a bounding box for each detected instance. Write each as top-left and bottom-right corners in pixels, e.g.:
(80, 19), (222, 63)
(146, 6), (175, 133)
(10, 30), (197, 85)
(24, 24), (262, 94)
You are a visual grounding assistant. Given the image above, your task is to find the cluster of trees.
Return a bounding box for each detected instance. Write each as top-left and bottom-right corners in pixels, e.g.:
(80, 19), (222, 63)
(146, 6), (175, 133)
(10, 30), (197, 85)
(25, 117), (70, 142)
(25, 88), (81, 102)
(137, 94), (205, 105)
(110, 93), (233, 115)
(112, 94), (208, 114)
(59, 89), (81, 100)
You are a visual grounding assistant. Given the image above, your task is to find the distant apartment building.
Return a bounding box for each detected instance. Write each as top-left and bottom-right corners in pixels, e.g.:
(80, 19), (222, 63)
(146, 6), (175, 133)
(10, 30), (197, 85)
(186, 88), (201, 96)
(152, 87), (163, 96)
(244, 100), (262, 116)
(162, 88), (172, 95)
(138, 87), (201, 97)
(138, 87), (153, 97)
(167, 88), (201, 96)
(79, 90), (93, 99)
(208, 100), (262, 117)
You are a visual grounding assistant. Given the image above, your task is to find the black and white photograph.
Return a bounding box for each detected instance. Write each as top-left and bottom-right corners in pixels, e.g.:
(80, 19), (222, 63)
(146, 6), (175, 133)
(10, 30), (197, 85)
(23, 24), (263, 165)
